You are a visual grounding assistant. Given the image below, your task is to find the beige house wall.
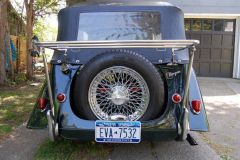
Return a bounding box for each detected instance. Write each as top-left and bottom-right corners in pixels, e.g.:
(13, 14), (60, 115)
(10, 35), (27, 71)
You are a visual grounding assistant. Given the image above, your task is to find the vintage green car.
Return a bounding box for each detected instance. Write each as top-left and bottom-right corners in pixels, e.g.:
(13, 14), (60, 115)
(27, 0), (209, 144)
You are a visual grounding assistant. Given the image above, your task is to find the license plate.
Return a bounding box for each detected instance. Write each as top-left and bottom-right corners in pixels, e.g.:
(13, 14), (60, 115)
(95, 121), (141, 143)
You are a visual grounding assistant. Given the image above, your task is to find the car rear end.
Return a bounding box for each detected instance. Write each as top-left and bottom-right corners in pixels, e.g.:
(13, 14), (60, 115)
(27, 1), (209, 144)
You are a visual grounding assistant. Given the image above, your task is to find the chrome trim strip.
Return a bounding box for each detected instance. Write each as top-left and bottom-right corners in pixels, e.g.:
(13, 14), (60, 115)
(42, 48), (55, 116)
(182, 46), (196, 109)
(36, 39), (200, 44)
(47, 110), (55, 142)
(35, 40), (199, 50)
(180, 46), (196, 141)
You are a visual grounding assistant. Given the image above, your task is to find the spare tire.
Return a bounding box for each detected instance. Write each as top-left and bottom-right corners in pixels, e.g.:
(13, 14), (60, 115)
(71, 50), (165, 121)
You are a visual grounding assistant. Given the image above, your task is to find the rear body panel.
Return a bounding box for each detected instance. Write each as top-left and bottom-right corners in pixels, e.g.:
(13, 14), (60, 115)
(27, 64), (209, 140)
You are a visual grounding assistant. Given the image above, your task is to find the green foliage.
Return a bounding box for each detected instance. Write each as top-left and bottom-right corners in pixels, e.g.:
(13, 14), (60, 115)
(193, 20), (201, 31)
(66, 0), (87, 6)
(31, 0), (66, 41)
(36, 53), (50, 61)
(5, 78), (16, 85)
(15, 72), (27, 84)
(5, 72), (26, 85)
(4, 72), (36, 86)
(33, 17), (58, 41)
(33, 0), (63, 17)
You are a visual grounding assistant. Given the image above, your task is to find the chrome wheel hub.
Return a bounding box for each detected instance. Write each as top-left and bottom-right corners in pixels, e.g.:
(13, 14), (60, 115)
(108, 86), (129, 105)
(88, 66), (150, 121)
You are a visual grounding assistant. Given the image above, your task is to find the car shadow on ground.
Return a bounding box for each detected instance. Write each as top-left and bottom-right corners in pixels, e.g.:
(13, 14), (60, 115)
(108, 132), (221, 160)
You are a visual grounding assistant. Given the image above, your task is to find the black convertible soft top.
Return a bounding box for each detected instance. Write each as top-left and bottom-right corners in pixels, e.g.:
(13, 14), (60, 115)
(51, 2), (189, 65)
(68, 0), (173, 7)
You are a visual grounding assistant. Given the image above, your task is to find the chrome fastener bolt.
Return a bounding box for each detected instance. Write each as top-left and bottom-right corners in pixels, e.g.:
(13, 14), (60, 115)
(159, 59), (162, 63)
(76, 60), (80, 63)
(57, 60), (61, 63)
(178, 60), (181, 63)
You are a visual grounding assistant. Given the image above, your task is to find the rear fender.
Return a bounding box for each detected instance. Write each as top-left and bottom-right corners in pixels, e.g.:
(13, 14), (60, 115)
(26, 80), (48, 129)
(27, 65), (81, 129)
(189, 69), (209, 131)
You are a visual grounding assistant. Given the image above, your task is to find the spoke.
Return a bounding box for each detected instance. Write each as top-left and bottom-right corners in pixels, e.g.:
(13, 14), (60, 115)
(124, 76), (135, 86)
(107, 74), (113, 86)
(129, 90), (144, 95)
(96, 93), (109, 98)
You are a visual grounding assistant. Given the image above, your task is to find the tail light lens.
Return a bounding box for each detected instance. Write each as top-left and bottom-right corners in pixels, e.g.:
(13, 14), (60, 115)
(191, 100), (201, 114)
(57, 93), (66, 102)
(172, 94), (181, 103)
(39, 98), (48, 110)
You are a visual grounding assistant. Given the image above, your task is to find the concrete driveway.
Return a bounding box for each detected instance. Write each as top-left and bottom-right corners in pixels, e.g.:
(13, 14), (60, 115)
(197, 77), (240, 160)
(0, 77), (239, 160)
(109, 77), (240, 160)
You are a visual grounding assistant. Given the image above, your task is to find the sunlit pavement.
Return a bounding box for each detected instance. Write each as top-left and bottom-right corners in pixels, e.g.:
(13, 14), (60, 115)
(198, 77), (240, 160)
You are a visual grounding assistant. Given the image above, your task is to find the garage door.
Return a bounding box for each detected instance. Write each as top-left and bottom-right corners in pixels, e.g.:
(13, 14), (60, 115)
(185, 19), (235, 77)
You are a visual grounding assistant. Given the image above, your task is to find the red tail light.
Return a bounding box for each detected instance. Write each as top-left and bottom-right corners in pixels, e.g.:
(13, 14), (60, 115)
(39, 98), (48, 110)
(57, 93), (66, 102)
(172, 94), (181, 103)
(191, 100), (201, 114)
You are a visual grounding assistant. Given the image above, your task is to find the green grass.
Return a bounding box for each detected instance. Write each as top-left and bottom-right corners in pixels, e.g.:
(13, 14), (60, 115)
(0, 125), (12, 135)
(199, 132), (236, 160)
(220, 154), (234, 160)
(34, 139), (117, 159)
(225, 137), (234, 142)
(0, 74), (45, 141)
(223, 146), (237, 153)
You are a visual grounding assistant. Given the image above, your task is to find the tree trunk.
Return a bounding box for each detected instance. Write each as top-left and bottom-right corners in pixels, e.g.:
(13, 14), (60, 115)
(6, 22), (15, 81)
(0, 0), (7, 84)
(25, 0), (34, 80)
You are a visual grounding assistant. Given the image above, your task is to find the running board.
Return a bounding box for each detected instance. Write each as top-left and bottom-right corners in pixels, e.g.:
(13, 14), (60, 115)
(186, 133), (198, 145)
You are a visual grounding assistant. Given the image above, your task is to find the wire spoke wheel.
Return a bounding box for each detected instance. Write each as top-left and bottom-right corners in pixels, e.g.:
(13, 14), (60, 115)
(88, 66), (150, 121)
(71, 51), (165, 121)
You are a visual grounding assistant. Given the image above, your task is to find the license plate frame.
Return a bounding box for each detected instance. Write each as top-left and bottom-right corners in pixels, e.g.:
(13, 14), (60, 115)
(95, 121), (141, 143)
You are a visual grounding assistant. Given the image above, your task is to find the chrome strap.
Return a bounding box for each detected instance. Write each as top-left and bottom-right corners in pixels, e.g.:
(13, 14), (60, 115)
(42, 47), (55, 116)
(182, 46), (196, 109)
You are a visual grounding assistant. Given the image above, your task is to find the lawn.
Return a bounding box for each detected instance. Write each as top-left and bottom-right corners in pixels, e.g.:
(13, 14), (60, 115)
(0, 73), (45, 142)
(35, 139), (117, 159)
